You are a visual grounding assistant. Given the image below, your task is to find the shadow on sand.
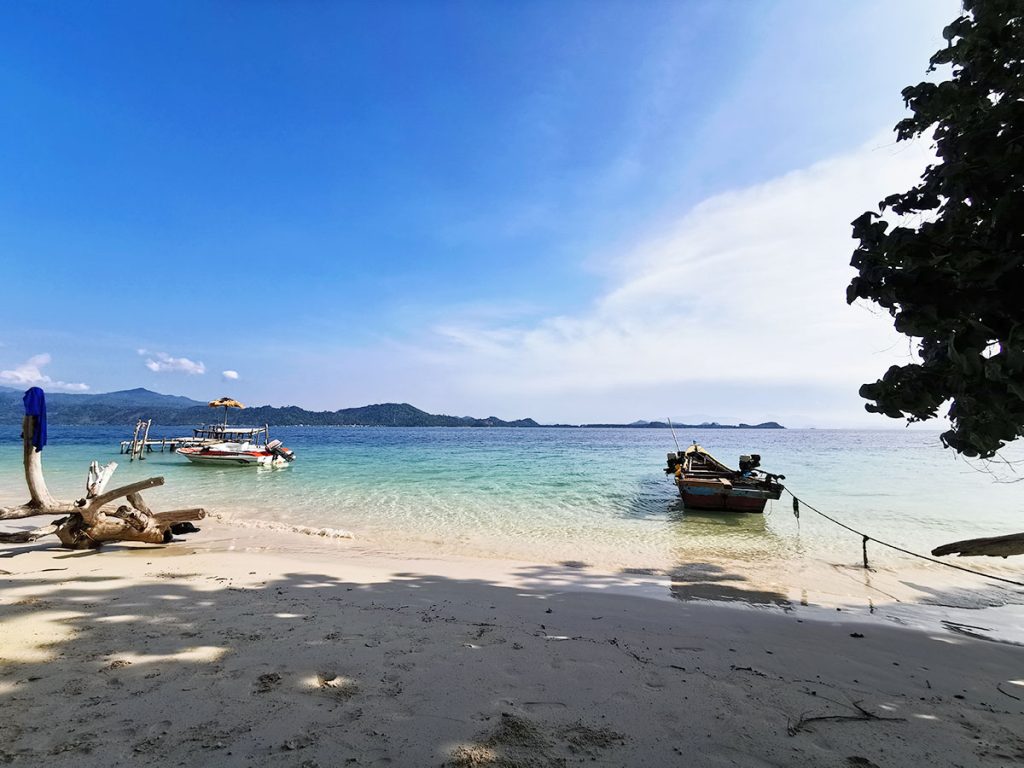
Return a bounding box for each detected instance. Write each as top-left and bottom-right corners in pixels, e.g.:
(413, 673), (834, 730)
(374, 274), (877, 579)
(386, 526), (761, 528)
(665, 562), (790, 606)
(2, 535), (1024, 767)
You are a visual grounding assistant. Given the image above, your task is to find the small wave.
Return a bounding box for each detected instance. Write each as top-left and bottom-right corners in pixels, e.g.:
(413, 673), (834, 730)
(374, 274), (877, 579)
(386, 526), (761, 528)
(212, 512), (355, 540)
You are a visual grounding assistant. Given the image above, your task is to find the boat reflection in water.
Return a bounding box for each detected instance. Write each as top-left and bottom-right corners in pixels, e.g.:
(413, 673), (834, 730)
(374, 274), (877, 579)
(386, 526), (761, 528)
(664, 495), (792, 606)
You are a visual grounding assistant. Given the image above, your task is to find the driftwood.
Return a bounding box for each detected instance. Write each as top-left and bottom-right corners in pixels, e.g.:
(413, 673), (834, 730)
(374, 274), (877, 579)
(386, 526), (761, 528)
(0, 414), (205, 549)
(0, 416), (78, 519)
(932, 532), (1024, 558)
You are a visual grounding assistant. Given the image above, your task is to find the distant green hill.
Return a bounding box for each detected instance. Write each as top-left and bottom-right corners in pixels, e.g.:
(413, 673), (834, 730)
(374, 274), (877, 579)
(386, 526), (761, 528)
(0, 387), (783, 429)
(0, 388), (539, 427)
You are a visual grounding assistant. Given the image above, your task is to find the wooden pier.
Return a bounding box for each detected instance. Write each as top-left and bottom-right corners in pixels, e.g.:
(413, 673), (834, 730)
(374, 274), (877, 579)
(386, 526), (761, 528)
(119, 420), (211, 460)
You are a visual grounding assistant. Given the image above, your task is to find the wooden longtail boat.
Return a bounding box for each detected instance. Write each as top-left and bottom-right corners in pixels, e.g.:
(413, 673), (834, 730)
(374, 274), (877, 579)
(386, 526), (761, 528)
(664, 443), (784, 513)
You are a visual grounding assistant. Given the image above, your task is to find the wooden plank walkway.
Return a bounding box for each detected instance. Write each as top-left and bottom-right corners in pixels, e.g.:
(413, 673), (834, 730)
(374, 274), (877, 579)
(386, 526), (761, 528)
(117, 437), (207, 454)
(120, 419), (216, 460)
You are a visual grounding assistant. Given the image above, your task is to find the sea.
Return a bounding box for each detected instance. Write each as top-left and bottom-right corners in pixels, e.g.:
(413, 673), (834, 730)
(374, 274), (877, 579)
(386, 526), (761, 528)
(5, 424), (1023, 641)
(2, 424), (1022, 573)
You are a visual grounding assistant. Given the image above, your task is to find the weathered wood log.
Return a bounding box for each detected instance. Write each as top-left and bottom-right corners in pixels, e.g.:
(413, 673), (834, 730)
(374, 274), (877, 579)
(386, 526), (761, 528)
(86, 476), (164, 511)
(0, 409), (206, 549)
(932, 532), (1024, 558)
(111, 505), (150, 531)
(86, 460), (117, 497)
(50, 505), (206, 549)
(152, 508), (208, 525)
(54, 511), (168, 548)
(126, 491), (152, 515)
(21, 414), (58, 509)
(79, 477), (165, 524)
(0, 522), (60, 544)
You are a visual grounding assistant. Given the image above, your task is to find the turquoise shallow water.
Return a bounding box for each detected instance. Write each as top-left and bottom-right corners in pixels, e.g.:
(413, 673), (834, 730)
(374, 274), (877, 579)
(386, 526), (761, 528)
(2, 425), (1023, 580)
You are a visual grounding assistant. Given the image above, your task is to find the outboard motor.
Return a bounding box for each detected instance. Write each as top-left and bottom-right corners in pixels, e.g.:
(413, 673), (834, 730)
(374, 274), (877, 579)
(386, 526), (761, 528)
(738, 454), (761, 473)
(665, 452), (681, 474)
(267, 439), (296, 462)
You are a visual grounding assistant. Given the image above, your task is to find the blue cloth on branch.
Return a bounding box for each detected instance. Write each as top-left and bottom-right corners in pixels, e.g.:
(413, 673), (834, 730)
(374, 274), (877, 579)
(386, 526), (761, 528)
(22, 387), (47, 451)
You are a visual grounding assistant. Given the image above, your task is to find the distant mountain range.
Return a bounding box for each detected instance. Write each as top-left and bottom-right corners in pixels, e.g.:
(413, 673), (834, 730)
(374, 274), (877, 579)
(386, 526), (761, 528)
(0, 386), (783, 429)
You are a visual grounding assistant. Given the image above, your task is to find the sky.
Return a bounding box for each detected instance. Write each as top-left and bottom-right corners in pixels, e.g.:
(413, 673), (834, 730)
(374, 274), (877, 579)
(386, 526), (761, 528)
(0, 0), (961, 426)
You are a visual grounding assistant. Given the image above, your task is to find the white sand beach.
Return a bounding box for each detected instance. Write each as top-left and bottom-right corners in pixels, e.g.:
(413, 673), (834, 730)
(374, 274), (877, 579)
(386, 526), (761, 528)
(2, 518), (1023, 768)
(5, 2), (1023, 766)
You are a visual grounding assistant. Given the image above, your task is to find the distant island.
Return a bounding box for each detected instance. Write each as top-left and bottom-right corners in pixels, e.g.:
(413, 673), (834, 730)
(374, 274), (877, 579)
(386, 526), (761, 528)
(0, 386), (784, 429)
(578, 420), (784, 429)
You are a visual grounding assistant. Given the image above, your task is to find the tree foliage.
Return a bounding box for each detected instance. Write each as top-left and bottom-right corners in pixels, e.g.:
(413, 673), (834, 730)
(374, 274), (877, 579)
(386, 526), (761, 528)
(847, 0), (1024, 458)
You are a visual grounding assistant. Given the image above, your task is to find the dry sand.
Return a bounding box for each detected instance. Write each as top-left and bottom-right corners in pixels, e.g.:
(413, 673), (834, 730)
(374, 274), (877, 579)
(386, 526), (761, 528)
(2, 518), (1023, 767)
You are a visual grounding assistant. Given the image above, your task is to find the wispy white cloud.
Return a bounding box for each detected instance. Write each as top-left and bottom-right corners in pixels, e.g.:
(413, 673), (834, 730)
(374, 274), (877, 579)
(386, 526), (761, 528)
(222, 370), (239, 381)
(139, 349), (206, 375)
(0, 353), (89, 392)
(417, 135), (932, 400)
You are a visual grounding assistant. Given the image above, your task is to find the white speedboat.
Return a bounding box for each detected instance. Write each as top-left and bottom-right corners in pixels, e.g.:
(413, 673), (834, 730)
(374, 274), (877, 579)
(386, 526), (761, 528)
(176, 426), (295, 467)
(176, 398), (296, 467)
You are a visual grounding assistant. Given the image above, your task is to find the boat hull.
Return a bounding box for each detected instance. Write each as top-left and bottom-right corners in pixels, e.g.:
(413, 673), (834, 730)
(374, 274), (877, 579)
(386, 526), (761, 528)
(177, 448), (283, 467)
(677, 478), (780, 513)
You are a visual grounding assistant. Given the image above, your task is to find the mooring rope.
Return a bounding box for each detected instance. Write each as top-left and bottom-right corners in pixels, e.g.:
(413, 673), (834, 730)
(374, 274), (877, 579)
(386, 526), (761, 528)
(785, 488), (1024, 589)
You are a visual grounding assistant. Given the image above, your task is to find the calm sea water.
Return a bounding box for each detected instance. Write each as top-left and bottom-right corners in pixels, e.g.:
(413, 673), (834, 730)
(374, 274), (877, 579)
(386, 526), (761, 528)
(2, 425), (1022, 581)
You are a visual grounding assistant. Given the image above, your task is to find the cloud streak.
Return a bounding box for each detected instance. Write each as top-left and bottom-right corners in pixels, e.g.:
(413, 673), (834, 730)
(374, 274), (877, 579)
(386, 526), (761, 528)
(419, 136), (931, 403)
(139, 350), (206, 375)
(0, 354), (89, 392)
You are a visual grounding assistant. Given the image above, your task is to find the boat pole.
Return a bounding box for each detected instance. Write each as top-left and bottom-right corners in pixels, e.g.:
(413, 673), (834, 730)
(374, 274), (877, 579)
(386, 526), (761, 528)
(667, 417), (681, 454)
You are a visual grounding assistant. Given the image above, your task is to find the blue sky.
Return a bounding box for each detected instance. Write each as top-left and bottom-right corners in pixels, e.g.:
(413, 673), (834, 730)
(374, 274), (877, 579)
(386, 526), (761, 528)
(1, 1), (958, 425)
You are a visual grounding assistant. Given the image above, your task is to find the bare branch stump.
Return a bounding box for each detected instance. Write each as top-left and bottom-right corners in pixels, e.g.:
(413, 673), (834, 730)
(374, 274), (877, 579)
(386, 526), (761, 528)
(0, 416), (78, 519)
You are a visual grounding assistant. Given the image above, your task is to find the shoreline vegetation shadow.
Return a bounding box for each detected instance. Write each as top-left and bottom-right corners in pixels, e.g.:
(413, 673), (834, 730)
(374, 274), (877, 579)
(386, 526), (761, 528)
(664, 562), (791, 606)
(3, 545), (1024, 766)
(2, 553), (1024, 767)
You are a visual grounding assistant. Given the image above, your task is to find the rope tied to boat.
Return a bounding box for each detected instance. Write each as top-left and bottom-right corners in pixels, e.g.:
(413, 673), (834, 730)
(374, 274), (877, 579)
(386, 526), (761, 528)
(784, 488), (1024, 589)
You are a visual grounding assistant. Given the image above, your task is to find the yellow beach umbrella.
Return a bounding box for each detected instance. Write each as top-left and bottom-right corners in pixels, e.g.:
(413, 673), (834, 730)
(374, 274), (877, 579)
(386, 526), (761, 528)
(209, 397), (244, 425)
(208, 397), (245, 409)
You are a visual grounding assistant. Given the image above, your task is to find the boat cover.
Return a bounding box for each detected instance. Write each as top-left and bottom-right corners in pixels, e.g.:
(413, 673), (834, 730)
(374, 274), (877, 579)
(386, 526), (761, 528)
(22, 387), (47, 451)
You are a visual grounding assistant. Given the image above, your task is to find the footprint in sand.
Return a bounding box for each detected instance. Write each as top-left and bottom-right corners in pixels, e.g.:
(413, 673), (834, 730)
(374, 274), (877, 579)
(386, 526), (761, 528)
(362, 747), (392, 766)
(316, 672), (359, 699)
(132, 736), (165, 755)
(643, 670), (668, 689)
(446, 713), (627, 767)
(254, 672), (282, 694)
(521, 701), (568, 714)
(466, 625), (507, 648)
(62, 679), (86, 696)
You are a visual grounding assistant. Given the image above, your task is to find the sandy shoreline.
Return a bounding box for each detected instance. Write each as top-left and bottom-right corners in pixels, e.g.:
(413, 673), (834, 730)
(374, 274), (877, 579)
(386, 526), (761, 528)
(2, 518), (1024, 767)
